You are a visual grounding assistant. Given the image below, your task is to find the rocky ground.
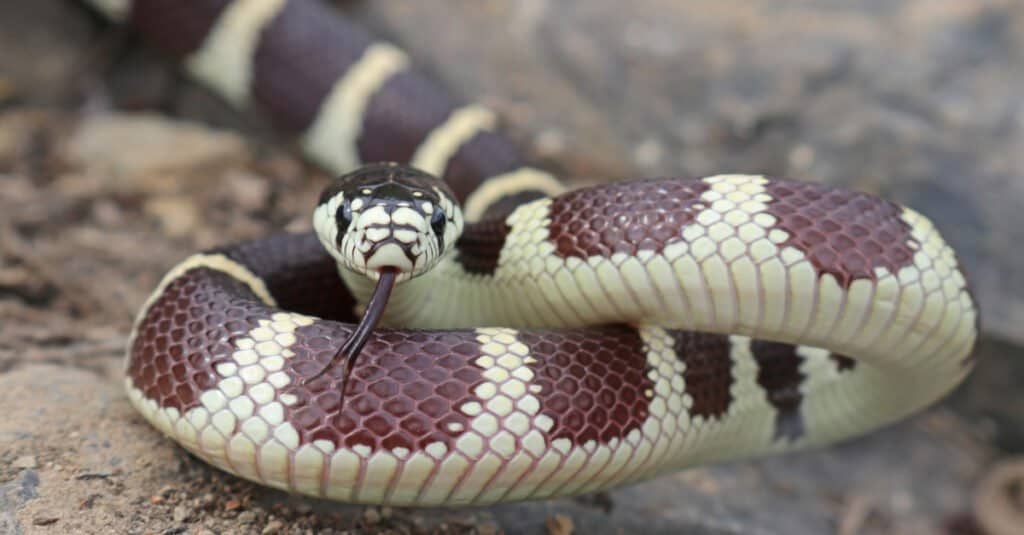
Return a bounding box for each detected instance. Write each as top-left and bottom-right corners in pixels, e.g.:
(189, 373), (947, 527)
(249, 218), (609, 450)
(2, 1), (1024, 534)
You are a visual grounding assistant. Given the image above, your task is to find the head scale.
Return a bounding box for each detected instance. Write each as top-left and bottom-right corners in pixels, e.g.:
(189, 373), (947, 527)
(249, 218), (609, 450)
(313, 163), (463, 282)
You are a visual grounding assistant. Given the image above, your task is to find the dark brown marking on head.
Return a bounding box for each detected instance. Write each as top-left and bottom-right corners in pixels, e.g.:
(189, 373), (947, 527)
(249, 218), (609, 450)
(521, 326), (654, 445)
(250, 0), (375, 133)
(127, 0), (233, 58)
(127, 267), (274, 414)
(749, 340), (806, 442)
(318, 163), (455, 208)
(213, 232), (358, 323)
(547, 178), (710, 259)
(282, 325), (485, 452)
(830, 353), (857, 373)
(763, 180), (917, 288)
(453, 220), (510, 275)
(666, 331), (734, 420)
(441, 131), (527, 203)
(357, 71), (457, 167)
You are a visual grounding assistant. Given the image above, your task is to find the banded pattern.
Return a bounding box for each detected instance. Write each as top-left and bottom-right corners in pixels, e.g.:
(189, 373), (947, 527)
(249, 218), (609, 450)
(125, 175), (977, 506)
(350, 175), (975, 372)
(86, 0), (564, 219)
(87, 0), (980, 507)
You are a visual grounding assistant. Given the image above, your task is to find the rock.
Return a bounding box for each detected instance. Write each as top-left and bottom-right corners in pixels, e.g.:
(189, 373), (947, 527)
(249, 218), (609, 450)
(0, 364), (193, 533)
(545, 515), (574, 535)
(65, 113), (249, 195)
(362, 507), (381, 526)
(0, 110), (56, 167)
(172, 504), (191, 524)
(144, 194), (201, 238)
(12, 456), (37, 470)
(261, 519), (285, 534)
(972, 458), (1024, 535)
(0, 0), (94, 104)
(220, 171), (273, 214)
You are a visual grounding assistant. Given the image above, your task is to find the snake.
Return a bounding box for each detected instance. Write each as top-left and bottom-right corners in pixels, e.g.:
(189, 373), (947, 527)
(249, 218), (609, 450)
(84, 0), (979, 507)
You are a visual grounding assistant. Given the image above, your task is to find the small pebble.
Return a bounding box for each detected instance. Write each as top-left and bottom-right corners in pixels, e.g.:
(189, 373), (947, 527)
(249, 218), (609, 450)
(546, 514), (574, 535)
(787, 143), (815, 171)
(172, 505), (191, 523)
(262, 520), (285, 534)
(13, 455), (37, 469)
(632, 138), (664, 168)
(32, 516), (59, 526)
(238, 511), (257, 524)
(223, 171), (272, 212)
(92, 199), (123, 226)
(477, 522), (501, 535)
(224, 499), (242, 511)
(362, 507), (381, 525)
(145, 195), (200, 237)
(197, 493), (217, 509)
(534, 129), (566, 157)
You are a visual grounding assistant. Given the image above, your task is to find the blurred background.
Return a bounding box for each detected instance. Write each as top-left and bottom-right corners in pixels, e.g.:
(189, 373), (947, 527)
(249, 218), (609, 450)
(1, 1), (1022, 533)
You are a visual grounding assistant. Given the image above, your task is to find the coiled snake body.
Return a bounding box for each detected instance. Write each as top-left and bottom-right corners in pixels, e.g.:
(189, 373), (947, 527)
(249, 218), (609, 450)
(89, 0), (978, 506)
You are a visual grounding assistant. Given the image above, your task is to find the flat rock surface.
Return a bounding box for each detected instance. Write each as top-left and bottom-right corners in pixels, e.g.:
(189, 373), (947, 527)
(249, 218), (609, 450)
(2, 1), (1023, 534)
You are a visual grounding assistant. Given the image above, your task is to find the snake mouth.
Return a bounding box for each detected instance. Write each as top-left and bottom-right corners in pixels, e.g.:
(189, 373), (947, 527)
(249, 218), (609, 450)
(362, 242), (417, 280)
(365, 265), (412, 283)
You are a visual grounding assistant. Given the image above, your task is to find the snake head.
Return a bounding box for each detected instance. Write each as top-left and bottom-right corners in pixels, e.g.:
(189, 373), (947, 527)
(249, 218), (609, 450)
(313, 162), (463, 282)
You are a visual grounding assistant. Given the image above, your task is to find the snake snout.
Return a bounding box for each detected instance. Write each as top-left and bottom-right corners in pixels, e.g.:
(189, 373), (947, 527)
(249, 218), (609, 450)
(363, 241), (417, 277)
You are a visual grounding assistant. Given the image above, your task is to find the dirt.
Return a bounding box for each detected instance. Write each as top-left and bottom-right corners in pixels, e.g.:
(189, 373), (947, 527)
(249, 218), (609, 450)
(2, 1), (1023, 534)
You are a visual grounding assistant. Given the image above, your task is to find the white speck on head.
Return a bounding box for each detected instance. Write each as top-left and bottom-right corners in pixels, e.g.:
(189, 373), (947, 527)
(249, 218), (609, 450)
(391, 207), (423, 227)
(393, 229), (418, 243)
(364, 227), (390, 242)
(360, 205), (391, 226)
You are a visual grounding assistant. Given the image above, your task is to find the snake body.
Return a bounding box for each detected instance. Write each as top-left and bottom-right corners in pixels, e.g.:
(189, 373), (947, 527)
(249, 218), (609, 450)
(88, 0), (979, 506)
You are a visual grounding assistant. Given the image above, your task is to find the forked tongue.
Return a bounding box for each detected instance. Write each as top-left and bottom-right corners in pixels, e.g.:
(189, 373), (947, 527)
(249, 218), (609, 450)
(304, 267), (398, 397)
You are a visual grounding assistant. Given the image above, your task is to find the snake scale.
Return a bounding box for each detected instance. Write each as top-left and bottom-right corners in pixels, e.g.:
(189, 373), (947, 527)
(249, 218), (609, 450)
(84, 0), (978, 506)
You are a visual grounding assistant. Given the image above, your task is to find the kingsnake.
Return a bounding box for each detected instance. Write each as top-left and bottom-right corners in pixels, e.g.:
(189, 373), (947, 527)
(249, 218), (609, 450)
(86, 0), (979, 506)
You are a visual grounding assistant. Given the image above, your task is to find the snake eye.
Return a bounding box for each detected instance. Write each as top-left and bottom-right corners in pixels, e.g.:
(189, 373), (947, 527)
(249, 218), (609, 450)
(430, 209), (447, 249)
(335, 202), (354, 242)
